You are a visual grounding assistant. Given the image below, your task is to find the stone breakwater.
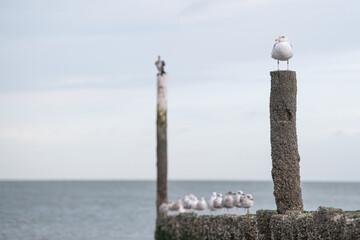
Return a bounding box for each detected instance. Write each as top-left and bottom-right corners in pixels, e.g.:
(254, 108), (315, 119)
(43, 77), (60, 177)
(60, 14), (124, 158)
(156, 207), (360, 240)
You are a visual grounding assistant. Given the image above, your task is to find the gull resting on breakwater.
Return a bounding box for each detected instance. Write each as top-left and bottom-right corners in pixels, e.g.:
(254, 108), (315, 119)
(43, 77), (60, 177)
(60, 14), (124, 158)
(208, 192), (217, 212)
(222, 191), (234, 211)
(195, 197), (207, 211)
(242, 194), (254, 214)
(271, 35), (293, 70)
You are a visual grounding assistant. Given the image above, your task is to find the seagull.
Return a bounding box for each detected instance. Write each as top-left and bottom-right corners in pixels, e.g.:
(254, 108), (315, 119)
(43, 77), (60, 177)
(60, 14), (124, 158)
(222, 191), (234, 212)
(242, 194), (254, 214)
(233, 190), (244, 211)
(169, 197), (182, 211)
(159, 202), (169, 213)
(178, 205), (186, 213)
(189, 194), (199, 209)
(183, 195), (192, 210)
(195, 197), (207, 211)
(271, 35), (293, 70)
(155, 56), (166, 75)
(213, 193), (223, 209)
(164, 201), (174, 212)
(239, 192), (246, 215)
(208, 192), (217, 212)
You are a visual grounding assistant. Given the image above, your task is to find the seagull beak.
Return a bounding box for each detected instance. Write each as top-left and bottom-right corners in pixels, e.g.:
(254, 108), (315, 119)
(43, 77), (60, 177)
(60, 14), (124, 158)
(274, 38), (279, 41)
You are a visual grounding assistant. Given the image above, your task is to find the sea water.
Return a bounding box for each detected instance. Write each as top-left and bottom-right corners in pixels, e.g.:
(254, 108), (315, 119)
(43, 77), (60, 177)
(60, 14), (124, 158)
(0, 181), (359, 240)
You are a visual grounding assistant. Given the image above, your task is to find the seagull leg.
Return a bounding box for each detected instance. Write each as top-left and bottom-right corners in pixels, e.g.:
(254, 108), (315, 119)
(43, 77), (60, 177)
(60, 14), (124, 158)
(277, 60), (280, 71)
(287, 60), (289, 70)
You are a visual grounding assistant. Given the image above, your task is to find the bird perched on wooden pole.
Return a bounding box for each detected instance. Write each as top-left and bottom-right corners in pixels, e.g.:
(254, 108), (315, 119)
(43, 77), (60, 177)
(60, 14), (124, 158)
(271, 35), (293, 70)
(155, 56), (166, 75)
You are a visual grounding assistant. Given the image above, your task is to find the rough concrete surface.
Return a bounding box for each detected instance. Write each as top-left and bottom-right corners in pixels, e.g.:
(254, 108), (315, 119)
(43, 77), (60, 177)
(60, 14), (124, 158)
(156, 207), (360, 240)
(270, 214), (293, 240)
(270, 71), (303, 214)
(256, 210), (277, 240)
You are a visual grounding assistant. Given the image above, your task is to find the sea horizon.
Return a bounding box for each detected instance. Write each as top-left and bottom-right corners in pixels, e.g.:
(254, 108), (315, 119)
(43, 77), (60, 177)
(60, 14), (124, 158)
(1, 179), (359, 183)
(1, 180), (360, 239)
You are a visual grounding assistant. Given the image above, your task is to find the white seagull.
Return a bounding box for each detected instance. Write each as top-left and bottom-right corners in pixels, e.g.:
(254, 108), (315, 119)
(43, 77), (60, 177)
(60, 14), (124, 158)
(233, 190), (244, 211)
(222, 191), (234, 212)
(159, 202), (169, 213)
(188, 194), (199, 210)
(169, 197), (182, 211)
(178, 205), (186, 213)
(213, 193), (223, 210)
(195, 197), (207, 211)
(183, 195), (192, 210)
(207, 192), (217, 212)
(242, 194), (254, 214)
(271, 35), (293, 70)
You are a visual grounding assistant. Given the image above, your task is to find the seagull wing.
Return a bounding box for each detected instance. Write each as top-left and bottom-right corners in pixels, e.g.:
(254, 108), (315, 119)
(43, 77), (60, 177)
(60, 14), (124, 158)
(272, 42), (278, 50)
(271, 42), (278, 58)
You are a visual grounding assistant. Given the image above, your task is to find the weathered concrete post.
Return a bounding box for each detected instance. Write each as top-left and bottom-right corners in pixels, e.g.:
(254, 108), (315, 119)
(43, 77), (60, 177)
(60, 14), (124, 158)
(155, 56), (168, 220)
(270, 70), (303, 214)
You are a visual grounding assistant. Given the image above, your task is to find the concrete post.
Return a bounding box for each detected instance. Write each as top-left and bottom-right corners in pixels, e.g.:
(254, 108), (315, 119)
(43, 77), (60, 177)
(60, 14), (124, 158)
(270, 70), (303, 214)
(156, 71), (168, 219)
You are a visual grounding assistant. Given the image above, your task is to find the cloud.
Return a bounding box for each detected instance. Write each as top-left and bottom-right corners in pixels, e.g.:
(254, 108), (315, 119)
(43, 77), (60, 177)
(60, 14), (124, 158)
(178, 0), (289, 23)
(335, 129), (360, 137)
(0, 86), (156, 143)
(56, 76), (105, 87)
(0, 0), (186, 36)
(1, 0), (360, 180)
(0, 126), (76, 142)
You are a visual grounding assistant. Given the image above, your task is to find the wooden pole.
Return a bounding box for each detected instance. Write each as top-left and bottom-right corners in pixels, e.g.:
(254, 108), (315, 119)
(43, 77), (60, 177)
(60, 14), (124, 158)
(270, 70), (303, 214)
(156, 57), (168, 220)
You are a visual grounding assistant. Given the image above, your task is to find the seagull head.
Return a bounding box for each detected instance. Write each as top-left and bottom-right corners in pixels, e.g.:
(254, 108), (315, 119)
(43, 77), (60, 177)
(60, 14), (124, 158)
(275, 35), (289, 42)
(246, 194), (253, 200)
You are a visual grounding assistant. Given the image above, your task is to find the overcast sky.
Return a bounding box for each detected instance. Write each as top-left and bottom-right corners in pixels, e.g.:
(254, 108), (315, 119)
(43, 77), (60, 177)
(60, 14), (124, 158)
(1, 0), (360, 181)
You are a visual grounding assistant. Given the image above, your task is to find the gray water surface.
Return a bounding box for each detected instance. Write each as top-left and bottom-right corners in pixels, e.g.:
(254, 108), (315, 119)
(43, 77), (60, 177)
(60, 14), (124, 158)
(1, 181), (359, 240)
